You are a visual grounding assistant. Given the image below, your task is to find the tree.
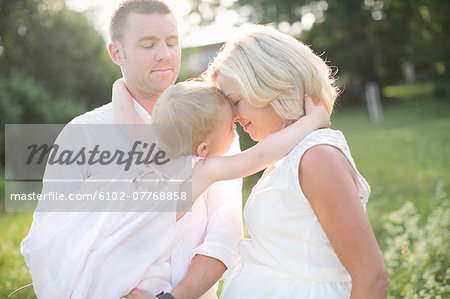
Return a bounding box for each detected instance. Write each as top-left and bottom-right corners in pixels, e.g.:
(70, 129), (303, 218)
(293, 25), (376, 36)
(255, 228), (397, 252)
(188, 0), (450, 99)
(302, 0), (379, 99)
(0, 0), (122, 167)
(0, 0), (121, 109)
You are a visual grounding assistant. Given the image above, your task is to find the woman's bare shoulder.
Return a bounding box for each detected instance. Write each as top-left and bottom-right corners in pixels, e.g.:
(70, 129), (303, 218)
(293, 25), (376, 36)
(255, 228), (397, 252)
(299, 144), (355, 185)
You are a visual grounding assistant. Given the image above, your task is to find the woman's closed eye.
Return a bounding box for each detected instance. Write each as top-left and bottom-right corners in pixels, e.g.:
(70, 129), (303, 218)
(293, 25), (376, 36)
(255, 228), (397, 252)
(233, 100), (241, 106)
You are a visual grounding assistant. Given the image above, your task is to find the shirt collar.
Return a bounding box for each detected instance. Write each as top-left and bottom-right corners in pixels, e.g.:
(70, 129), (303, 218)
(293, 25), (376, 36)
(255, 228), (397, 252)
(132, 98), (152, 124)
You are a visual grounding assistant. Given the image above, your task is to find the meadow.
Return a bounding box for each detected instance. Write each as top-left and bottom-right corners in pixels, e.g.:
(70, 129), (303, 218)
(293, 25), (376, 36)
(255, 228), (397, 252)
(1, 88), (449, 298)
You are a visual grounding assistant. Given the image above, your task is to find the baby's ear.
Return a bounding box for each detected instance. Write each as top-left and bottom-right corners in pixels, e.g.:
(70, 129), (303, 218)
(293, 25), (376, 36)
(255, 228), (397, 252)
(196, 143), (209, 158)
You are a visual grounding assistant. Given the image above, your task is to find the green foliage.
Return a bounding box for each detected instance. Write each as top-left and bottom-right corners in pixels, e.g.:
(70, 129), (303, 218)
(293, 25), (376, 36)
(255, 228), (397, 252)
(383, 82), (435, 99)
(0, 70), (87, 124)
(0, 71), (88, 164)
(236, 0), (307, 24)
(370, 0), (450, 83)
(382, 200), (450, 298)
(301, 0), (378, 102)
(189, 0), (450, 101)
(0, 0), (121, 109)
(0, 0), (122, 167)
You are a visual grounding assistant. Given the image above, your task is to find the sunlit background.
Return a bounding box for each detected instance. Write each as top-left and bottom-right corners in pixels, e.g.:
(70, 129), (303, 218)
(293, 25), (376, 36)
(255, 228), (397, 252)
(66, 0), (241, 47)
(1, 0), (449, 298)
(66, 0), (316, 47)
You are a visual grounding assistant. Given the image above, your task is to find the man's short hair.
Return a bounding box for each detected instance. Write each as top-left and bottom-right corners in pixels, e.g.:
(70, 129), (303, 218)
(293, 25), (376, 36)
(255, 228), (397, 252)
(110, 0), (173, 44)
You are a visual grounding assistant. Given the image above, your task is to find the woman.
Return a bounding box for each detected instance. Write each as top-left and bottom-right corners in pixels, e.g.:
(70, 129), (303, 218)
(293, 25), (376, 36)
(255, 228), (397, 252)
(205, 25), (388, 298)
(127, 25), (388, 299)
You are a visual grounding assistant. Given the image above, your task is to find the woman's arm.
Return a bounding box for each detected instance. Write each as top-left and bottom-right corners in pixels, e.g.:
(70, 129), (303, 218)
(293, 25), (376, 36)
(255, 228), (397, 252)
(192, 97), (330, 200)
(299, 145), (388, 299)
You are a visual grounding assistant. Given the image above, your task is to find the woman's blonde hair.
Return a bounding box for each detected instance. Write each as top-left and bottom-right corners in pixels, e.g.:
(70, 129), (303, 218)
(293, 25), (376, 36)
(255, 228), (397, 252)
(204, 24), (338, 119)
(152, 80), (230, 157)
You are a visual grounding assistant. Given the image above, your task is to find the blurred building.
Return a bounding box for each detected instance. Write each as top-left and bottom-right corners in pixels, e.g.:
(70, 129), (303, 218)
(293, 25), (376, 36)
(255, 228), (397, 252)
(180, 42), (224, 80)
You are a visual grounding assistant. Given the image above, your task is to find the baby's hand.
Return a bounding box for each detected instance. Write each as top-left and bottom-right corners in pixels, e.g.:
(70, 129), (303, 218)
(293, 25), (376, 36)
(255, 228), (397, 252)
(304, 94), (330, 129)
(111, 77), (145, 125)
(112, 78), (128, 100)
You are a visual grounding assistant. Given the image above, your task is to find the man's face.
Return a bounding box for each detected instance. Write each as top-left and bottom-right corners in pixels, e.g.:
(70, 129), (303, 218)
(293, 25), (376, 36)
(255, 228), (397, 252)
(114, 12), (181, 98)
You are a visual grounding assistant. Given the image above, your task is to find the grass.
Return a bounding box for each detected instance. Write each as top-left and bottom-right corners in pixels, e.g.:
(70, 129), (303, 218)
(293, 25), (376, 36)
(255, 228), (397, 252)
(0, 212), (35, 298)
(331, 97), (449, 241)
(1, 85), (449, 297)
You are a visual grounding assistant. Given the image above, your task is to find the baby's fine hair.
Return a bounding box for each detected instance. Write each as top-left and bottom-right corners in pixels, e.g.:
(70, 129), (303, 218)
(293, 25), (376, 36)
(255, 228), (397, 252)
(152, 80), (230, 157)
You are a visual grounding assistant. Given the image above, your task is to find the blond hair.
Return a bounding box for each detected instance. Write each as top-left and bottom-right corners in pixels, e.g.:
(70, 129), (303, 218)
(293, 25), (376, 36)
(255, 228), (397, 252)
(204, 24), (338, 119)
(152, 81), (230, 157)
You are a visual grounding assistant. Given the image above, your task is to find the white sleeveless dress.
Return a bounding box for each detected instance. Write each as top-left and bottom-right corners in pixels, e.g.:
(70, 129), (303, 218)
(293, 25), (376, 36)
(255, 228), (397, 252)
(221, 129), (370, 299)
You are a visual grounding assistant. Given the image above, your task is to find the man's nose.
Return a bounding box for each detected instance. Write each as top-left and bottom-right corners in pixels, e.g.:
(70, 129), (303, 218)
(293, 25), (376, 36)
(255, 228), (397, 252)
(155, 43), (171, 61)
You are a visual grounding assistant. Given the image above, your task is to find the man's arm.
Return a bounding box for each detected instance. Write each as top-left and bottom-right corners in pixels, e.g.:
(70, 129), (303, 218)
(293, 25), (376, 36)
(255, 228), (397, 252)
(126, 180), (241, 299)
(125, 256), (224, 299)
(170, 255), (226, 299)
(171, 135), (243, 298)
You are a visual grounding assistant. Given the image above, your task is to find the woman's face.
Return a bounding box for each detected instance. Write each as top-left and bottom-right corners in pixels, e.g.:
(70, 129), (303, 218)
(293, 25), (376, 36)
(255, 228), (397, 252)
(216, 73), (285, 141)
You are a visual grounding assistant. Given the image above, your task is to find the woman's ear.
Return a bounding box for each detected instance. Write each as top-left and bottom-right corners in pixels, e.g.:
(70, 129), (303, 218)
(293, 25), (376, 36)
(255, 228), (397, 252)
(196, 143), (209, 158)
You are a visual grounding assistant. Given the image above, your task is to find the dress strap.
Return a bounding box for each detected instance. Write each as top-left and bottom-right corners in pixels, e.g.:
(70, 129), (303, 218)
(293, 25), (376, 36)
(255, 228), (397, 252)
(287, 129), (370, 206)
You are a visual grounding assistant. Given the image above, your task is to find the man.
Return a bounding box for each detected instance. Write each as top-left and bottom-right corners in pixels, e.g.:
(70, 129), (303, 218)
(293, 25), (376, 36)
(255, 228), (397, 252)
(21, 1), (243, 298)
(108, 1), (243, 298)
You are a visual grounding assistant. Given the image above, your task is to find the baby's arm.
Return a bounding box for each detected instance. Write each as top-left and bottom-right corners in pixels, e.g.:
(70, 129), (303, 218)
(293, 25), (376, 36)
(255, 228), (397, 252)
(112, 78), (146, 125)
(192, 96), (329, 199)
(112, 78), (158, 147)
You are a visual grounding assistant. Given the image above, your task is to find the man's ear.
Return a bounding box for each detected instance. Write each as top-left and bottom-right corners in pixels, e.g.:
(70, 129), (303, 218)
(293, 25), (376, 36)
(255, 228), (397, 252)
(108, 42), (124, 66)
(196, 143), (209, 158)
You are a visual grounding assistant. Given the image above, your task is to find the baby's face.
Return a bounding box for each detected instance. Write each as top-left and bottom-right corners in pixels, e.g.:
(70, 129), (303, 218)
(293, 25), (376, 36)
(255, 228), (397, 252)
(204, 105), (236, 157)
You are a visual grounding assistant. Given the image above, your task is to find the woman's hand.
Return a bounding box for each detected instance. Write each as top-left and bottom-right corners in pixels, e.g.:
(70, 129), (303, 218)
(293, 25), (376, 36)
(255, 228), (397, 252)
(122, 288), (158, 299)
(304, 94), (330, 129)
